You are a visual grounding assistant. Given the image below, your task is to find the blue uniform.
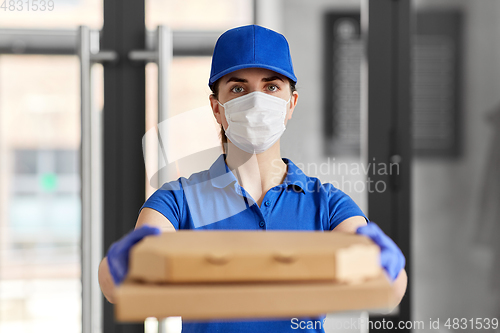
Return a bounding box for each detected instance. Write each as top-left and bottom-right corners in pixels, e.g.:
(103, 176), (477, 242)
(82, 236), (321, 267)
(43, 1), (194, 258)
(140, 153), (367, 333)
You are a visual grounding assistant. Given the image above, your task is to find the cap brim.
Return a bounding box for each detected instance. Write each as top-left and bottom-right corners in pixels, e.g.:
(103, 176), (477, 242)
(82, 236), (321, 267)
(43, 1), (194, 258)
(209, 63), (297, 86)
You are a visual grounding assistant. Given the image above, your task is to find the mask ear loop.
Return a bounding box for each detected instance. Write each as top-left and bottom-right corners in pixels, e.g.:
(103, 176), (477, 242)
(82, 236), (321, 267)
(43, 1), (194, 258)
(217, 100), (231, 121)
(284, 95), (292, 116)
(283, 95), (293, 129)
(285, 94), (293, 109)
(215, 100), (230, 155)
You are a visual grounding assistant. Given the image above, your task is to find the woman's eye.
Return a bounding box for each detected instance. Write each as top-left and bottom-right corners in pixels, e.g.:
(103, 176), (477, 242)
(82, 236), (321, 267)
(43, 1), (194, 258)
(267, 84), (279, 92)
(231, 86), (244, 93)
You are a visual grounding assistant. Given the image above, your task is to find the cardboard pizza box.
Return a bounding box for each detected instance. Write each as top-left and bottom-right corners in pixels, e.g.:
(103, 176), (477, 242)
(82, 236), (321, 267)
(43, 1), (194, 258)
(127, 230), (381, 284)
(114, 273), (395, 322)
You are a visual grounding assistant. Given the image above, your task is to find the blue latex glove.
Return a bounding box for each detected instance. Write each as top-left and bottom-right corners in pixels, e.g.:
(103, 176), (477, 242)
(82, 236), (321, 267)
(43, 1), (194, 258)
(356, 222), (405, 282)
(107, 225), (161, 285)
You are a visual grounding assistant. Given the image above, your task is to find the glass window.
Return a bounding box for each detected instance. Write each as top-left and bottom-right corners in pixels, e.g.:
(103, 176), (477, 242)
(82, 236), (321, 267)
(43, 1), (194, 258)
(55, 149), (79, 174)
(169, 57), (213, 116)
(14, 149), (37, 174)
(0, 55), (81, 331)
(145, 57), (219, 198)
(0, 0), (102, 29)
(146, 0), (253, 31)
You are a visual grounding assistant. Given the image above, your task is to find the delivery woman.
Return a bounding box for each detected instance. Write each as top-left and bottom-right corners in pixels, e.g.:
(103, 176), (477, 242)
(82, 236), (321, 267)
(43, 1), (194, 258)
(98, 24), (407, 332)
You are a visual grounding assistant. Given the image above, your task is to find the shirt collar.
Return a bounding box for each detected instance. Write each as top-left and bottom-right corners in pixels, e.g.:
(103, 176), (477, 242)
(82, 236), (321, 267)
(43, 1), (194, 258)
(209, 154), (307, 194)
(208, 154), (237, 189)
(281, 157), (307, 194)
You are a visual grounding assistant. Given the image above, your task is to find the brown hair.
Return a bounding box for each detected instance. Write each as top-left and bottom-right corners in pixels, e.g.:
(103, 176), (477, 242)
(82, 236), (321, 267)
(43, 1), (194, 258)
(209, 78), (297, 154)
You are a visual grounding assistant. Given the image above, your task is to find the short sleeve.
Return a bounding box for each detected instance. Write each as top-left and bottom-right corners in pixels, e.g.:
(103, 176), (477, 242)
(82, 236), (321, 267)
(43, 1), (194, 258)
(325, 183), (367, 230)
(139, 179), (184, 230)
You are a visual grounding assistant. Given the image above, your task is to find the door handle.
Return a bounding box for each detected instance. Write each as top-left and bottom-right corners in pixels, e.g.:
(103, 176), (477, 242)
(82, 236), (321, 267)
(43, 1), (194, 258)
(129, 26), (173, 189)
(77, 25), (117, 333)
(129, 26), (173, 333)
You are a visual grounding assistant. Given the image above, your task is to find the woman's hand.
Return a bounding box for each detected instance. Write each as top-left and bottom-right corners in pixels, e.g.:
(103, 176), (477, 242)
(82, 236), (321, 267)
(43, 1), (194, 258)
(106, 225), (161, 285)
(356, 222), (406, 282)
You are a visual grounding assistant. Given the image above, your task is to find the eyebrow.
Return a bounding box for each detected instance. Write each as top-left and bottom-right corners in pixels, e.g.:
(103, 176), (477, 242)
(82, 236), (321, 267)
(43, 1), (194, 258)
(262, 76), (284, 83)
(226, 77), (247, 84)
(225, 75), (285, 84)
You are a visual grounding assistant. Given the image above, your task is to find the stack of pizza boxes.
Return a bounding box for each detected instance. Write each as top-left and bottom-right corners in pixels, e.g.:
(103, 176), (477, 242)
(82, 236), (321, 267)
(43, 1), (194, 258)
(115, 230), (395, 322)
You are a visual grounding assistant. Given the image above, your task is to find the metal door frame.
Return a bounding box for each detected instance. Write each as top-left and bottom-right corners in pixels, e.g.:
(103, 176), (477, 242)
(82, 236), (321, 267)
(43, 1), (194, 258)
(361, 0), (412, 331)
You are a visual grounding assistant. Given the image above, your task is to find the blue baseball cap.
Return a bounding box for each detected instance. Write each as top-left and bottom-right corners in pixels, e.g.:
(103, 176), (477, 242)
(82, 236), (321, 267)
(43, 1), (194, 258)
(209, 25), (297, 87)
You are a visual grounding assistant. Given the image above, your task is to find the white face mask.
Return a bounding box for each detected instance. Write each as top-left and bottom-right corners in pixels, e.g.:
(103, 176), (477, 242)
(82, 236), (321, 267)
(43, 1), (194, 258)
(218, 91), (291, 154)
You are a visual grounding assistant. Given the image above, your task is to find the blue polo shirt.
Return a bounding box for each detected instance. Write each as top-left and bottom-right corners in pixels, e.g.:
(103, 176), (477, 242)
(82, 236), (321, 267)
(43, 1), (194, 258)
(140, 153), (367, 333)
